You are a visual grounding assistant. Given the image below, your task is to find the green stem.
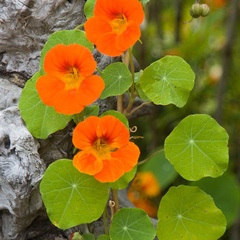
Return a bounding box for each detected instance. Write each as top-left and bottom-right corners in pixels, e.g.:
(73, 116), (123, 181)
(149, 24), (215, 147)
(103, 207), (109, 235)
(124, 48), (137, 114)
(129, 101), (151, 116)
(111, 189), (119, 213)
(128, 48), (135, 98)
(96, 67), (103, 74)
(138, 149), (163, 166)
(117, 95), (124, 113)
(74, 23), (84, 30)
(74, 111), (84, 124)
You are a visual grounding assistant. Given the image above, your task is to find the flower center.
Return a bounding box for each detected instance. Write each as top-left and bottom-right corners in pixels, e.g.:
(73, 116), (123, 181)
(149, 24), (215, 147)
(93, 138), (113, 159)
(110, 14), (128, 35)
(62, 67), (84, 90)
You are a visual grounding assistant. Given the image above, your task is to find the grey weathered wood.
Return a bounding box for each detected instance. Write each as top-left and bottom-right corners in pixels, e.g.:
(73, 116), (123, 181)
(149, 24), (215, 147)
(0, 0), (86, 78)
(0, 105), (45, 239)
(0, 1), (88, 239)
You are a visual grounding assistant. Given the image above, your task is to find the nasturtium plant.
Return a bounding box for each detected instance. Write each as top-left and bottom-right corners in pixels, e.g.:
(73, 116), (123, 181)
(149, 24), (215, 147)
(109, 166), (137, 190)
(191, 173), (240, 227)
(40, 30), (93, 70)
(157, 185), (226, 240)
(164, 114), (229, 180)
(18, 0), (231, 239)
(100, 110), (129, 128)
(138, 149), (178, 189)
(40, 159), (109, 229)
(83, 0), (96, 19)
(18, 72), (72, 139)
(109, 208), (156, 240)
(84, 105), (99, 118)
(100, 62), (132, 99)
(97, 234), (110, 240)
(82, 233), (95, 240)
(70, 232), (82, 240)
(141, 0), (151, 4)
(140, 56), (195, 107)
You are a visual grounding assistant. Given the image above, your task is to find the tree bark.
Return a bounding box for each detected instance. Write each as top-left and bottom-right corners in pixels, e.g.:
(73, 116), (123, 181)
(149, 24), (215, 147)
(0, 1), (87, 239)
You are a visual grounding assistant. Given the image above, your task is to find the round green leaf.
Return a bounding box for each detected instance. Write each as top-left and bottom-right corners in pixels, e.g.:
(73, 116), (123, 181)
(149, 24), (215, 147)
(191, 173), (240, 228)
(84, 0), (96, 18)
(71, 232), (83, 240)
(100, 62), (132, 99)
(164, 114), (229, 181)
(140, 56), (195, 107)
(40, 30), (93, 69)
(72, 105), (99, 124)
(101, 110), (129, 128)
(84, 105), (99, 118)
(40, 159), (109, 229)
(18, 72), (71, 139)
(157, 185), (226, 240)
(135, 82), (151, 101)
(139, 150), (178, 189)
(109, 208), (156, 240)
(97, 235), (110, 240)
(82, 233), (95, 240)
(109, 166), (137, 190)
(141, 0), (151, 4)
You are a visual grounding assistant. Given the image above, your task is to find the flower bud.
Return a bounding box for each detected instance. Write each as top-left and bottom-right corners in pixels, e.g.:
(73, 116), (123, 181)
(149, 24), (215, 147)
(190, 3), (210, 18)
(190, 3), (203, 18)
(201, 4), (210, 17)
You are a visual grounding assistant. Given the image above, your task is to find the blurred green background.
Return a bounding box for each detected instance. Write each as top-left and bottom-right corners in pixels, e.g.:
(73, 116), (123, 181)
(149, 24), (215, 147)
(130, 0), (240, 239)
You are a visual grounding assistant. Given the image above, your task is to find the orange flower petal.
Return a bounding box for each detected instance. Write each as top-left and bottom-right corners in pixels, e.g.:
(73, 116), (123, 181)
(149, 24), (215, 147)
(72, 116), (100, 150)
(111, 142), (140, 172)
(116, 23), (141, 52)
(73, 151), (103, 175)
(44, 44), (96, 77)
(37, 44), (104, 114)
(52, 89), (85, 115)
(37, 75), (85, 115)
(36, 75), (65, 104)
(127, 194), (158, 218)
(85, 0), (144, 56)
(85, 16), (122, 56)
(131, 172), (160, 197)
(72, 115), (129, 150)
(94, 0), (144, 24)
(77, 75), (105, 106)
(96, 33), (123, 57)
(72, 116), (140, 182)
(122, 0), (144, 24)
(85, 17), (112, 44)
(94, 158), (124, 183)
(98, 116), (130, 148)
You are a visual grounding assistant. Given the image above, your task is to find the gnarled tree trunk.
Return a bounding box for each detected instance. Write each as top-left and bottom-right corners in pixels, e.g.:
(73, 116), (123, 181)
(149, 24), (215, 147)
(0, 1), (87, 239)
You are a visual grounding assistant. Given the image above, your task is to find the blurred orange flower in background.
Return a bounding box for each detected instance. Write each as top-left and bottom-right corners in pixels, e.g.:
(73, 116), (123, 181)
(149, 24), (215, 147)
(84, 0), (144, 57)
(204, 0), (226, 9)
(128, 172), (161, 218)
(72, 115), (140, 183)
(36, 44), (104, 115)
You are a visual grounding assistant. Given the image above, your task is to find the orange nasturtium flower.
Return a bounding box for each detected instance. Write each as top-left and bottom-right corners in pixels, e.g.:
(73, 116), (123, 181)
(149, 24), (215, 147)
(128, 172), (161, 217)
(36, 44), (105, 115)
(84, 0), (144, 57)
(72, 115), (140, 183)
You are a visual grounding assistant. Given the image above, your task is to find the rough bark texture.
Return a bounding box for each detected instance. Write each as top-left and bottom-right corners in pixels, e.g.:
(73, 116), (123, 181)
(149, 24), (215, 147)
(0, 105), (45, 239)
(0, 0), (86, 78)
(0, 1), (87, 239)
